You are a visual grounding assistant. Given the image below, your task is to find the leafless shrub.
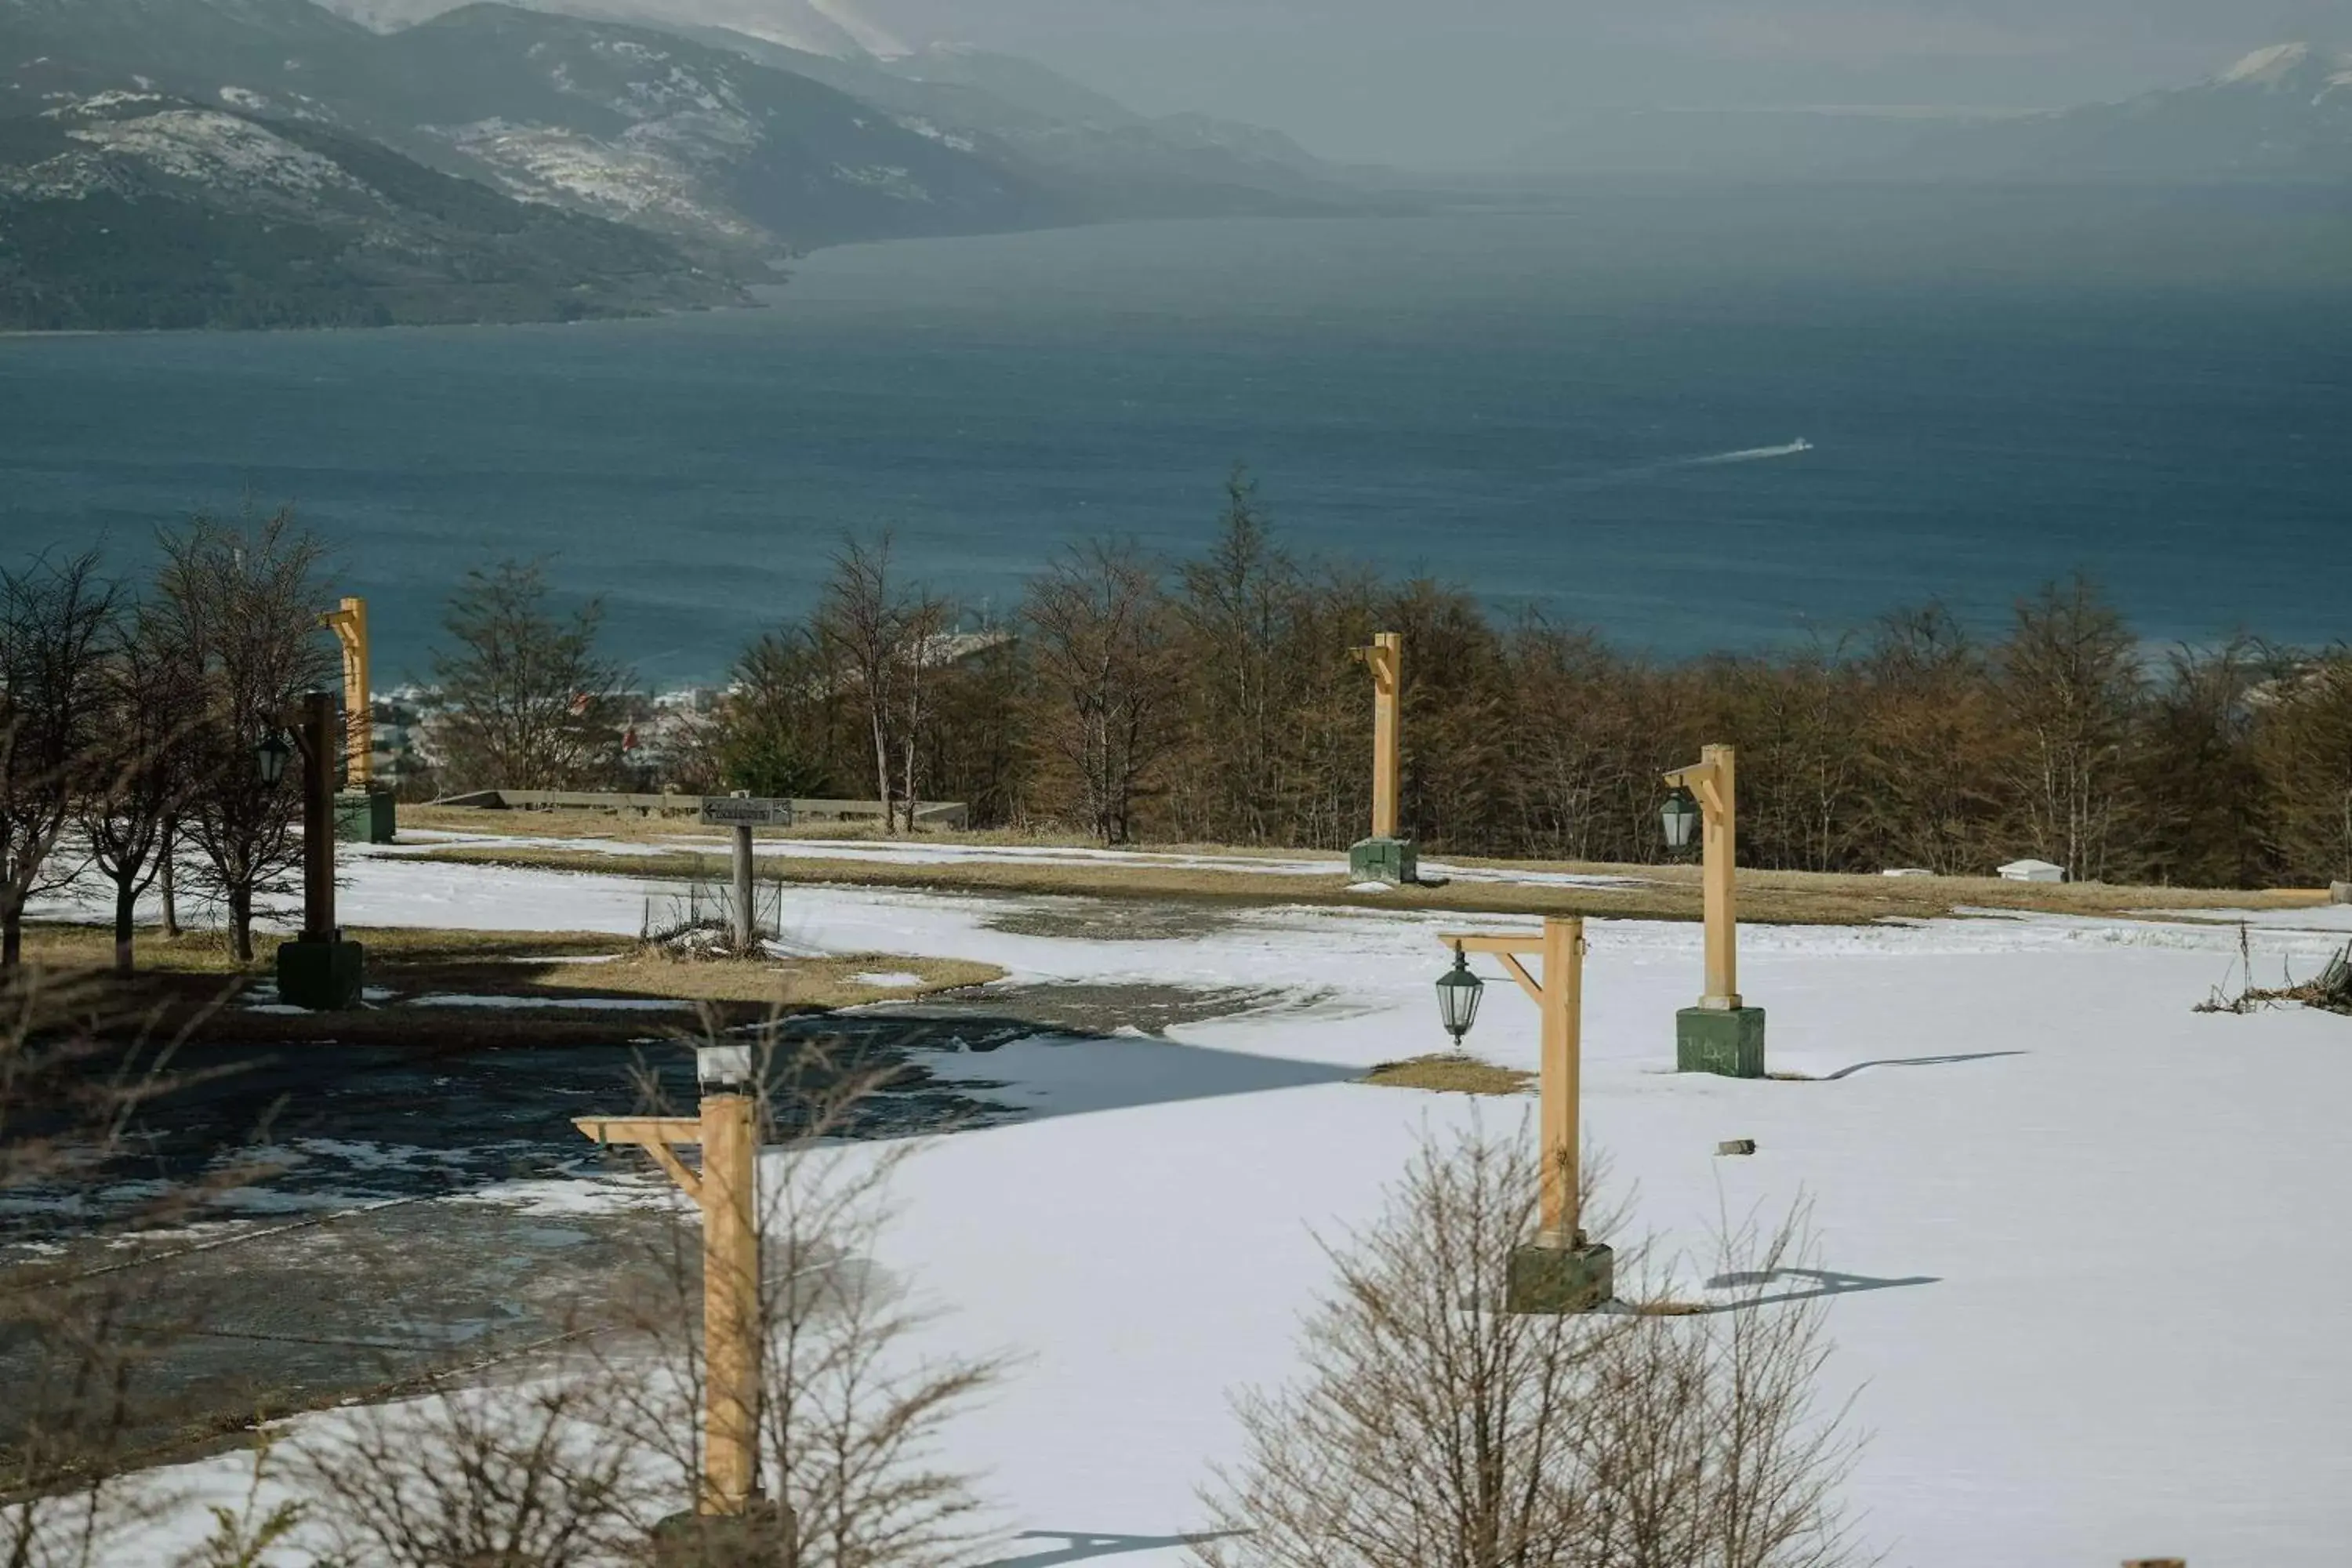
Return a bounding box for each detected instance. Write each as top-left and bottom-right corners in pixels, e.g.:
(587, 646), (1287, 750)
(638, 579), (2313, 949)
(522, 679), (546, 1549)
(174, 1428), (307, 1568)
(1197, 1121), (1864, 1568)
(296, 1375), (655, 1568)
(1, 967), (234, 1568)
(2200, 927), (2352, 1017)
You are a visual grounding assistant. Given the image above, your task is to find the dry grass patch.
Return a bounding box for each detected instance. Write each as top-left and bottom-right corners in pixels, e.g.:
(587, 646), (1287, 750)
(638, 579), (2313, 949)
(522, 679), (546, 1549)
(13, 922), (624, 975)
(1364, 1054), (1535, 1096)
(485, 949), (1005, 1009)
(399, 839), (2328, 927)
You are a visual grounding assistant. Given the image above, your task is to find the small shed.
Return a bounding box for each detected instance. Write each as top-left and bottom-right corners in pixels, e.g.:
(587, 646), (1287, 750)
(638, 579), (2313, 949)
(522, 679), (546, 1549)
(1999, 858), (2067, 884)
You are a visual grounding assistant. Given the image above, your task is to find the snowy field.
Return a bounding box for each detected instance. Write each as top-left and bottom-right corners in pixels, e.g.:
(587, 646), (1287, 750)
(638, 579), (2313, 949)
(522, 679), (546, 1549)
(31, 848), (2352, 1565)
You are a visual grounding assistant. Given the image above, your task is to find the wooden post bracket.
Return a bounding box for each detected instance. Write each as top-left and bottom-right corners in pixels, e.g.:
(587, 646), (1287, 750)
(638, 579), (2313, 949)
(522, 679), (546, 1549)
(1664, 744), (1740, 1011)
(575, 1115), (705, 1204)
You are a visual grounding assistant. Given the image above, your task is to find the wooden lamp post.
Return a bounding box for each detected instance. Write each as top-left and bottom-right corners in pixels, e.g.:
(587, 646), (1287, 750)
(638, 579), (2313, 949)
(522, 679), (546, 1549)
(1434, 917), (1614, 1313)
(1662, 744), (1766, 1077)
(1348, 632), (1417, 886)
(268, 691), (366, 1011)
(321, 597), (394, 844)
(576, 1046), (792, 1561)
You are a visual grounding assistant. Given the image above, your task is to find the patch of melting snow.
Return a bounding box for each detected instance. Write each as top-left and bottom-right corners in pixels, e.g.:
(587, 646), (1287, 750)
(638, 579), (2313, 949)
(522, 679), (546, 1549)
(852, 971), (925, 989)
(450, 1174), (680, 1216)
(292, 1138), (471, 1174)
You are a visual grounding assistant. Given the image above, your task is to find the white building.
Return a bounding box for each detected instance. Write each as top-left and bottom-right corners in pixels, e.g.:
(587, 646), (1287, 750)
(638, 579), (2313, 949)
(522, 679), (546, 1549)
(1998, 859), (2067, 884)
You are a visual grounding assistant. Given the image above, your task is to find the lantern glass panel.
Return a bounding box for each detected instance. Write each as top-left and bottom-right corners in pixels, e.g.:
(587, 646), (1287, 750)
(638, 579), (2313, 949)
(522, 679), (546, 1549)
(1436, 952), (1485, 1044)
(255, 731), (294, 786)
(1661, 789), (1700, 851)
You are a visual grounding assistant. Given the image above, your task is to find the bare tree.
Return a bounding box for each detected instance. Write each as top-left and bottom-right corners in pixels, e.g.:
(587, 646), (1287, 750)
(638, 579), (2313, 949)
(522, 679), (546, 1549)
(720, 630), (840, 801)
(0, 552), (118, 970)
(152, 510), (335, 964)
(817, 539), (948, 837)
(1026, 540), (1181, 845)
(1198, 1123), (1862, 1568)
(1171, 470), (1301, 845)
(1998, 577), (2140, 883)
(78, 605), (205, 976)
(2256, 648), (2352, 884)
(431, 559), (633, 792)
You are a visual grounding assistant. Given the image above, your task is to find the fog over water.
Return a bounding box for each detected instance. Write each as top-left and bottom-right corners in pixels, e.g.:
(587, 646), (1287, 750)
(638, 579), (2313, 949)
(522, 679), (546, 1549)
(321, 0), (2352, 162)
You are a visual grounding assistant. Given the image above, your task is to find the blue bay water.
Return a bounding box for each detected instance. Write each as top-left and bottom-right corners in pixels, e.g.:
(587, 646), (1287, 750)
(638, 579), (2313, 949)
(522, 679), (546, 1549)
(2, 187), (2347, 688)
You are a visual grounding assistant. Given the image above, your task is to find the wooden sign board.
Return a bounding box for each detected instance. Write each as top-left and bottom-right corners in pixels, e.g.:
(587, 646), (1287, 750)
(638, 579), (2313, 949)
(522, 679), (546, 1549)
(700, 797), (793, 828)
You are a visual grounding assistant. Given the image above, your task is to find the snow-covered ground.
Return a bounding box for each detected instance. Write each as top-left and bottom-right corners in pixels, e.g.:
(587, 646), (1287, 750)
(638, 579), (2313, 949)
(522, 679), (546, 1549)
(30, 851), (2352, 1564)
(370, 826), (1656, 891)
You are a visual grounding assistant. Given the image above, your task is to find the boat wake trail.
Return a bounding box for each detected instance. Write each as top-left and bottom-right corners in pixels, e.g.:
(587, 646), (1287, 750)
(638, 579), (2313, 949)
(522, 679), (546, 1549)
(1682, 439), (1815, 467)
(1561, 438), (1816, 492)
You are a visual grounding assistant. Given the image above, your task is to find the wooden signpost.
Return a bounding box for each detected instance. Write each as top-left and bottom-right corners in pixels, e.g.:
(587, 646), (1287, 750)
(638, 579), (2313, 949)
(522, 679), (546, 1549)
(701, 794), (792, 953)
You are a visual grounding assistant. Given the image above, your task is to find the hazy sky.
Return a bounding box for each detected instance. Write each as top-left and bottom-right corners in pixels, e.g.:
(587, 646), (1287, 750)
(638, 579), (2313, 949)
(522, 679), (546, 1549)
(853, 0), (2352, 164)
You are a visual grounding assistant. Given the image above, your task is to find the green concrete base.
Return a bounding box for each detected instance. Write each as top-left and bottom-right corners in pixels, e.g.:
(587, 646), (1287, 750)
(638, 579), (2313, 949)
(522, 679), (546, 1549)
(649, 1503), (795, 1567)
(1348, 837), (1419, 887)
(276, 939), (365, 1011)
(335, 790), (397, 845)
(1508, 1240), (1616, 1315)
(1677, 1006), (1768, 1079)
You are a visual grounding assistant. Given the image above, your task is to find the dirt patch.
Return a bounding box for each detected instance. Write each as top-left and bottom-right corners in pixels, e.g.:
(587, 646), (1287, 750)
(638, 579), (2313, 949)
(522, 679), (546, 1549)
(867, 982), (1283, 1038)
(982, 898), (1247, 943)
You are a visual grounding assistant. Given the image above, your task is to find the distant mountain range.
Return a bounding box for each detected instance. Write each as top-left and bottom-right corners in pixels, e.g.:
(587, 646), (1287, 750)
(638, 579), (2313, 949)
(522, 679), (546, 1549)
(9, 6), (2344, 335)
(1518, 43), (2352, 183)
(0, 0), (1370, 330)
(1901, 42), (2352, 181)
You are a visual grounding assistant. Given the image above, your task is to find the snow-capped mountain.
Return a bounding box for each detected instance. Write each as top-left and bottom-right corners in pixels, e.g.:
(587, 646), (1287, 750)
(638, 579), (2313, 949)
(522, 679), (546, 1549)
(1897, 42), (2352, 180)
(0, 0), (1367, 330)
(0, 80), (746, 329)
(2, 0), (1063, 256)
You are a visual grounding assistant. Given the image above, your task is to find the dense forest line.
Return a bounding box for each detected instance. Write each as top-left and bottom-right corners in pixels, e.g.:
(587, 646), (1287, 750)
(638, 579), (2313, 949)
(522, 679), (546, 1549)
(420, 475), (2352, 891)
(10, 484), (2348, 973)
